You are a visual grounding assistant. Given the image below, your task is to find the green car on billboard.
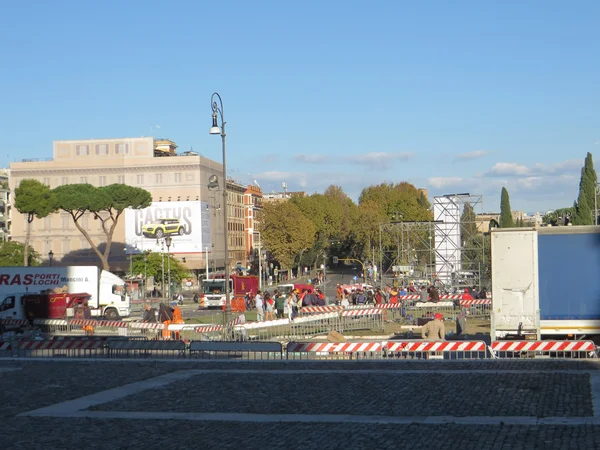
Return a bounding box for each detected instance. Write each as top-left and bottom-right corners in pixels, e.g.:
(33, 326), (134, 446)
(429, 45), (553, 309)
(141, 218), (186, 238)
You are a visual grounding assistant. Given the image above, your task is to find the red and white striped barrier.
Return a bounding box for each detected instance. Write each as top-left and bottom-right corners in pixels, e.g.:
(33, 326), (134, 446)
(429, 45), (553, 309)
(0, 341), (12, 350)
(0, 319), (29, 326)
(301, 306), (342, 313)
(194, 325), (223, 333)
(69, 319), (128, 328)
(287, 342), (383, 353)
(375, 304), (403, 309)
(340, 309), (382, 316)
(18, 340), (105, 350)
(34, 319), (68, 326)
(387, 340), (487, 352)
(491, 341), (596, 353)
(398, 295), (420, 299)
(460, 299), (491, 306)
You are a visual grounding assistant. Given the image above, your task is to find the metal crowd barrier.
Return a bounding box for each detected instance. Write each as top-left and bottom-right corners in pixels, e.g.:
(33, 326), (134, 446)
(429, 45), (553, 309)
(286, 341), (385, 360)
(189, 341), (283, 360)
(107, 340), (187, 359)
(0, 338), (598, 360)
(490, 340), (598, 359)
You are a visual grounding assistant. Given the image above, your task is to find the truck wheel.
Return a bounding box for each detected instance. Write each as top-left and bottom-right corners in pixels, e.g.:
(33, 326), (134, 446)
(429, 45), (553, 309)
(105, 308), (120, 320)
(178, 227), (185, 236)
(155, 229), (164, 238)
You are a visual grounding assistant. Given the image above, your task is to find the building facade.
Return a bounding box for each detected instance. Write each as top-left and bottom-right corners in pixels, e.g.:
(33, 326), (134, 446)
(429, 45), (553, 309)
(0, 169), (11, 242)
(9, 137), (242, 273)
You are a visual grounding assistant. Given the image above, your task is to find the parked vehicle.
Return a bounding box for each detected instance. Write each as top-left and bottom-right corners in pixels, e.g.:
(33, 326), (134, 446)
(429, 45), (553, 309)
(0, 266), (130, 321)
(491, 225), (600, 341)
(200, 275), (259, 310)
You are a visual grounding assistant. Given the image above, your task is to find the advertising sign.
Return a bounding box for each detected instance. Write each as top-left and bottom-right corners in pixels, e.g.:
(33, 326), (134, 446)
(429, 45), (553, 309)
(125, 201), (211, 254)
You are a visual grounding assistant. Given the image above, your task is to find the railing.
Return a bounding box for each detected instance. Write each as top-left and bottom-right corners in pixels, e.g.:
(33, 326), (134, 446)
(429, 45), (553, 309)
(0, 338), (597, 360)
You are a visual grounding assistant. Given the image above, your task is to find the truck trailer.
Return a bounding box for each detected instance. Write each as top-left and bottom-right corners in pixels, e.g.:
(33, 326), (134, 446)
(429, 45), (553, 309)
(491, 225), (600, 341)
(0, 266), (130, 321)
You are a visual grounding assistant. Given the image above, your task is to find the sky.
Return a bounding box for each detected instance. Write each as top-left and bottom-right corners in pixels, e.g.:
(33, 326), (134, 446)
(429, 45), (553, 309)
(1, 0), (599, 214)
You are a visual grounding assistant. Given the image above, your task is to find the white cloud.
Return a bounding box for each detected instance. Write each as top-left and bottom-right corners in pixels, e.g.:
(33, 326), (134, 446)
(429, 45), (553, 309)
(254, 171), (309, 188)
(345, 152), (413, 168)
(427, 177), (465, 188)
(454, 150), (490, 161)
(295, 154), (329, 163)
(487, 162), (531, 177)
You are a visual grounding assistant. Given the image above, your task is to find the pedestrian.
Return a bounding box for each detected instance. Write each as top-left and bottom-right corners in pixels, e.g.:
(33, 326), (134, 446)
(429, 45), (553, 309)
(421, 313), (445, 340)
(264, 292), (275, 321)
(420, 285), (428, 303)
(274, 289), (285, 319)
(429, 285), (440, 303)
(287, 291), (297, 321)
(255, 290), (264, 322)
(142, 303), (158, 323)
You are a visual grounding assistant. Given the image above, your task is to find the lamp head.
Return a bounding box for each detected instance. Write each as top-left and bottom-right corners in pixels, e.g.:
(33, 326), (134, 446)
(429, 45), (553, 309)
(208, 174), (219, 191)
(165, 236), (172, 247)
(48, 250), (54, 260)
(209, 112), (221, 135)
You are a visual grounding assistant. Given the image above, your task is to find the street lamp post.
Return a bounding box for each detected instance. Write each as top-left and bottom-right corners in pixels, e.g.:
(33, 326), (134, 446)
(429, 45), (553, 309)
(165, 236), (172, 300)
(160, 239), (165, 301)
(209, 92), (231, 318)
(48, 250), (54, 267)
(253, 231), (262, 290)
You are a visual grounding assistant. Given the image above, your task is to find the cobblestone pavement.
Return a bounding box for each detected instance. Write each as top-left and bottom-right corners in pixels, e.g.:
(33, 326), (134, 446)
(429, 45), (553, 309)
(1, 359), (600, 449)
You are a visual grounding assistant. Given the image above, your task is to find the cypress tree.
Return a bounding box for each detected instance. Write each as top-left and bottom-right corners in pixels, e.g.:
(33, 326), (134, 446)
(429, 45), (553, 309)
(499, 187), (514, 228)
(574, 152), (597, 225)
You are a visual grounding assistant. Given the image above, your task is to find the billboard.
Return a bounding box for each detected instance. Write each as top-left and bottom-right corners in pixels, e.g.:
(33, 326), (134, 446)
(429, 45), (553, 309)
(124, 201), (211, 254)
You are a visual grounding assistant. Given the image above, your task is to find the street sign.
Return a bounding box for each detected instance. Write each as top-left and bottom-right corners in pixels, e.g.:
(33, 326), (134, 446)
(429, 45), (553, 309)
(333, 256), (338, 264)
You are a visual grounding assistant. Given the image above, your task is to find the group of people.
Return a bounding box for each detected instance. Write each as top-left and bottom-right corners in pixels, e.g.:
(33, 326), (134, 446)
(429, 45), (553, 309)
(248, 288), (326, 322)
(141, 302), (185, 339)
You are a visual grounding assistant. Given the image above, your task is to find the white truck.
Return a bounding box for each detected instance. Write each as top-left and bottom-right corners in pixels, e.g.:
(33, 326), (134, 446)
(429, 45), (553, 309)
(0, 266), (130, 321)
(491, 226), (600, 341)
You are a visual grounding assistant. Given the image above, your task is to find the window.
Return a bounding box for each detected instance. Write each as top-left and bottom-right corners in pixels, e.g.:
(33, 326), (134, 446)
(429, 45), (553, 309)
(115, 143), (129, 155)
(99, 176), (106, 186)
(137, 174), (144, 185)
(44, 217), (52, 230)
(174, 173), (182, 183)
(62, 214), (70, 230)
(156, 174), (163, 184)
(80, 177), (87, 183)
(43, 178), (50, 186)
(75, 145), (90, 156)
(117, 175), (125, 184)
(61, 177), (68, 185)
(62, 240), (70, 254)
(95, 144), (108, 155)
(81, 215), (89, 229)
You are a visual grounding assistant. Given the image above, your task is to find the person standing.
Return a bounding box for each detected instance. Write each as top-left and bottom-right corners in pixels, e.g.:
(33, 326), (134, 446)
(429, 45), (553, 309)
(421, 313), (445, 340)
(274, 289), (285, 319)
(255, 290), (264, 322)
(429, 285), (440, 303)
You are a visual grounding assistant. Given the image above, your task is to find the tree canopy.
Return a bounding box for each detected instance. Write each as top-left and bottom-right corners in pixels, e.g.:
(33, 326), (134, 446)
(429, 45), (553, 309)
(499, 187), (514, 228)
(131, 251), (189, 290)
(14, 179), (56, 266)
(53, 183), (152, 270)
(260, 200), (315, 269)
(573, 152), (597, 225)
(0, 241), (40, 266)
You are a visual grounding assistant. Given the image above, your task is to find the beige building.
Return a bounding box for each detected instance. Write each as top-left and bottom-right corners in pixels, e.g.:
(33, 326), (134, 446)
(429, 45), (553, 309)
(0, 169), (10, 241)
(475, 210), (537, 233)
(9, 137), (243, 273)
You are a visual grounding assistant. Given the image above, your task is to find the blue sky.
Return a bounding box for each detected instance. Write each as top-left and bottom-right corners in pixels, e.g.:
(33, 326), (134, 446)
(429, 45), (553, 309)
(2, 1), (599, 213)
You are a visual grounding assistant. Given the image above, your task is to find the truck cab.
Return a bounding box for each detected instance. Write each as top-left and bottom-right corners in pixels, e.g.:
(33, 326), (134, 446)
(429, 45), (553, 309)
(0, 293), (27, 320)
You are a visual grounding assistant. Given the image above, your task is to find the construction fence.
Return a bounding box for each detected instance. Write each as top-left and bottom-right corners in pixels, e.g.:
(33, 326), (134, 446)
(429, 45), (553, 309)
(0, 338), (596, 361)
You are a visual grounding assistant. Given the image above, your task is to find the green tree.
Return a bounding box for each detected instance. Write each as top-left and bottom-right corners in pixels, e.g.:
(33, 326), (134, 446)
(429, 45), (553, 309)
(14, 179), (57, 266)
(131, 251), (189, 291)
(460, 202), (478, 244)
(359, 182), (432, 222)
(542, 207), (575, 226)
(53, 183), (152, 270)
(573, 152), (598, 225)
(0, 241), (41, 266)
(260, 201), (315, 270)
(499, 187), (514, 228)
(462, 234), (491, 278)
